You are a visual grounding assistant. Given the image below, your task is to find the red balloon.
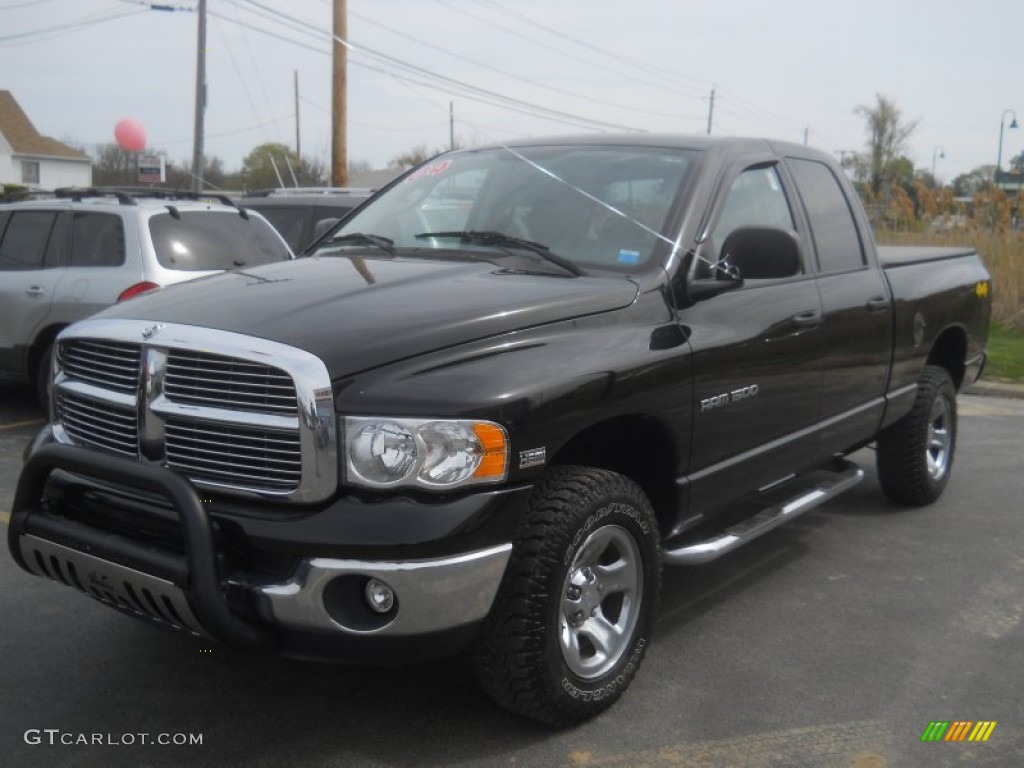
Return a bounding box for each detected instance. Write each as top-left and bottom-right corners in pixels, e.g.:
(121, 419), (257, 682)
(114, 118), (146, 152)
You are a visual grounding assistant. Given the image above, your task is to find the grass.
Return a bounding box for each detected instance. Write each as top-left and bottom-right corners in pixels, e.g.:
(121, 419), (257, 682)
(983, 324), (1024, 383)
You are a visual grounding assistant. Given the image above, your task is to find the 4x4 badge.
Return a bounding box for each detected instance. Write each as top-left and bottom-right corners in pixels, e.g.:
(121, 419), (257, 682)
(141, 323), (165, 340)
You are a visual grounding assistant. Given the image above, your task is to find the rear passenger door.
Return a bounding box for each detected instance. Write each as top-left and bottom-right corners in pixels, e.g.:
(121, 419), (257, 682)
(684, 161), (825, 517)
(784, 155), (893, 456)
(47, 211), (130, 329)
(0, 209), (65, 377)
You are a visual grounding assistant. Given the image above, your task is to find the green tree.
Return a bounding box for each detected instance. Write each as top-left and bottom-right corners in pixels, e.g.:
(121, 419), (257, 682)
(240, 143), (326, 190)
(853, 95), (919, 195)
(951, 166), (995, 197)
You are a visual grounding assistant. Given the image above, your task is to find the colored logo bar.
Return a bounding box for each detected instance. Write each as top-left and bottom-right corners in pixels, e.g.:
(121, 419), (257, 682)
(921, 721), (997, 742)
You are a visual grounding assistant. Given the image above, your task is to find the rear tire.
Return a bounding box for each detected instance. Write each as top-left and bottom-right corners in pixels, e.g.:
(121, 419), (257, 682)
(472, 466), (661, 726)
(876, 365), (957, 506)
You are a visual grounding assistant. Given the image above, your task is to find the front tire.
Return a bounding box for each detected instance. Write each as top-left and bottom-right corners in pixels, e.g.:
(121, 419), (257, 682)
(876, 365), (957, 506)
(473, 466), (661, 726)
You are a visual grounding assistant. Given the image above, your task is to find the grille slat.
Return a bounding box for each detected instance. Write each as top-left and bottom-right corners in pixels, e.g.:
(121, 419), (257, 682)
(57, 391), (138, 456)
(59, 340), (141, 394)
(165, 350), (297, 415)
(165, 419), (302, 491)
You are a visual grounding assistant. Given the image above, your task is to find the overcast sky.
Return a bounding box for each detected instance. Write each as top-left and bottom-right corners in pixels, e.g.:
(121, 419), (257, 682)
(2, 0), (1022, 184)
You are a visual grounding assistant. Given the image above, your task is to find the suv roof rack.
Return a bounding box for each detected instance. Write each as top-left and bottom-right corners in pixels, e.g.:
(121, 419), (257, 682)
(54, 187), (138, 206)
(52, 187), (241, 209)
(242, 187), (376, 198)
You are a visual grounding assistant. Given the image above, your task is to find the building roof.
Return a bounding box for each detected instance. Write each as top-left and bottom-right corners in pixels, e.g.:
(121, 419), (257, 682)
(0, 90), (89, 161)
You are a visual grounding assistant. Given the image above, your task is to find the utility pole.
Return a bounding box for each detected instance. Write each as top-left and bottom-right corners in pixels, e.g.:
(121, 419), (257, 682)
(294, 70), (301, 162)
(706, 88), (715, 135)
(332, 0), (348, 186)
(449, 102), (454, 151)
(191, 0), (207, 192)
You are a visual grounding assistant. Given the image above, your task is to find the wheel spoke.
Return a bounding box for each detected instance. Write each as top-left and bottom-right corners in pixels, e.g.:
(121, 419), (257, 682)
(579, 613), (623, 659)
(593, 560), (637, 596)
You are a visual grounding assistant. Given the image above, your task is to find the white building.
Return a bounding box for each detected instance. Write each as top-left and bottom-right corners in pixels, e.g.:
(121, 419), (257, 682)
(0, 90), (91, 191)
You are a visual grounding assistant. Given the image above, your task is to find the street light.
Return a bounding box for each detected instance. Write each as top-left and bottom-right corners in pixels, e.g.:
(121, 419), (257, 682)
(996, 109), (1019, 184)
(931, 146), (945, 183)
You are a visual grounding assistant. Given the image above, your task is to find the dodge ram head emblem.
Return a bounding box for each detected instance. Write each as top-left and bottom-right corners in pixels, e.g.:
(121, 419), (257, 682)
(141, 323), (165, 340)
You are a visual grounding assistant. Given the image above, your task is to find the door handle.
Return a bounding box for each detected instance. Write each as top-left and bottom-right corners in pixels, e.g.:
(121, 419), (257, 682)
(866, 296), (889, 313)
(25, 285), (45, 299)
(790, 309), (823, 329)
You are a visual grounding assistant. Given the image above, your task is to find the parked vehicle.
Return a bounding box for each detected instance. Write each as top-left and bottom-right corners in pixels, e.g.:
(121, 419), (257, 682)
(9, 137), (990, 725)
(0, 188), (292, 405)
(239, 187), (374, 252)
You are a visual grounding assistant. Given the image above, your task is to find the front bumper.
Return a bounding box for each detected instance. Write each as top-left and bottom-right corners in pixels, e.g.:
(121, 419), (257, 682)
(9, 442), (524, 660)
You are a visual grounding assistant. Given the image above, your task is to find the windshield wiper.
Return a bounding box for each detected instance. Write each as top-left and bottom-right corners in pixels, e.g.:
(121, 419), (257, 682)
(323, 232), (395, 255)
(414, 230), (584, 276)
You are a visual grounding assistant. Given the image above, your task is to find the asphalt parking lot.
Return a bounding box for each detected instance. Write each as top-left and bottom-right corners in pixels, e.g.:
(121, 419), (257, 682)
(1, 382), (1021, 768)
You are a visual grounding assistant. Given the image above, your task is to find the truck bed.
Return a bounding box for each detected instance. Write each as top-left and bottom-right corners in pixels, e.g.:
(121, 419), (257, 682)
(877, 245), (977, 268)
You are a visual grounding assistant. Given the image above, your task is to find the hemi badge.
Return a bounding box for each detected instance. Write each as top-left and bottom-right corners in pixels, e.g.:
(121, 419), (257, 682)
(519, 447), (547, 469)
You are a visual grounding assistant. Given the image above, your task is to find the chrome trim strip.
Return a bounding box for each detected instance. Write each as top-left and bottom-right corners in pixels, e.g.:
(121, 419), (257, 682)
(241, 543), (513, 636)
(53, 319), (337, 503)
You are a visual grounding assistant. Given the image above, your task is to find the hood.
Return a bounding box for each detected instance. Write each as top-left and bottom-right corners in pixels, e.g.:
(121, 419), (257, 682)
(95, 255), (638, 377)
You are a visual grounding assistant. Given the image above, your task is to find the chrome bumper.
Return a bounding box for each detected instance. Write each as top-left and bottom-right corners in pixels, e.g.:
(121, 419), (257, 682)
(241, 544), (513, 636)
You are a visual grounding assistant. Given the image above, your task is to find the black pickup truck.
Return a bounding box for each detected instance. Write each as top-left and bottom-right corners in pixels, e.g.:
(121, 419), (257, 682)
(9, 136), (990, 725)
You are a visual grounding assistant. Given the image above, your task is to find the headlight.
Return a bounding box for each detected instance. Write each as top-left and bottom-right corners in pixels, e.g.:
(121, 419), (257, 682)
(344, 417), (508, 490)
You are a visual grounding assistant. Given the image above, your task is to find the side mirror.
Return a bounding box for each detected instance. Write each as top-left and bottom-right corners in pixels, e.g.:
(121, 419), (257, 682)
(719, 226), (802, 280)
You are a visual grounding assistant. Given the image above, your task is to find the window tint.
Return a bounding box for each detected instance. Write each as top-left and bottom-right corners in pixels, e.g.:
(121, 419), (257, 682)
(69, 212), (125, 267)
(711, 166), (795, 253)
(787, 158), (865, 272)
(250, 206), (308, 252)
(149, 211), (291, 271)
(0, 211), (57, 270)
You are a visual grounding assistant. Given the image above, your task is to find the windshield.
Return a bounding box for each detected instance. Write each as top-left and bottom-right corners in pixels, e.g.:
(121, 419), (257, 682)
(318, 144), (695, 271)
(149, 211), (292, 271)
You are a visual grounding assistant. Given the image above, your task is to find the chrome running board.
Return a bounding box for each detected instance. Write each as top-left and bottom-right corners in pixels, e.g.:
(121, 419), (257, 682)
(662, 459), (864, 565)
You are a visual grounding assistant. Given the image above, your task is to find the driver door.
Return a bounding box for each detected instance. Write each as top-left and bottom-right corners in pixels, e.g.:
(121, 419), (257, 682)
(683, 162), (825, 518)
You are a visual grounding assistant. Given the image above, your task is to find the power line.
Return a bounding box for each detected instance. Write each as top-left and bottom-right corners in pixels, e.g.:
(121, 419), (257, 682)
(229, 0), (647, 133)
(471, 0), (712, 97)
(351, 8), (701, 124)
(0, 7), (146, 45)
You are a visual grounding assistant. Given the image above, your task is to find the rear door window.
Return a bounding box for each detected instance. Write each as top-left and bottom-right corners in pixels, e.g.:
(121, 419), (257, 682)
(149, 212), (292, 270)
(786, 158), (866, 273)
(0, 211), (58, 270)
(69, 212), (125, 267)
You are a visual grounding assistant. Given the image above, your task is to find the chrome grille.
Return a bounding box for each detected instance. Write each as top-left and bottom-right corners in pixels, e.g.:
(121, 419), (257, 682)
(58, 340), (141, 394)
(52, 320), (336, 502)
(57, 391), (139, 456)
(165, 350), (298, 415)
(165, 418), (302, 493)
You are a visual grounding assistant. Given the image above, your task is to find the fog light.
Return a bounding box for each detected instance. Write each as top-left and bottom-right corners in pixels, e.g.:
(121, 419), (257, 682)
(365, 578), (395, 614)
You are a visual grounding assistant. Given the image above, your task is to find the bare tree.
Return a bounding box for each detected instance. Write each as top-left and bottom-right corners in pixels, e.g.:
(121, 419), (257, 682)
(854, 95), (919, 194)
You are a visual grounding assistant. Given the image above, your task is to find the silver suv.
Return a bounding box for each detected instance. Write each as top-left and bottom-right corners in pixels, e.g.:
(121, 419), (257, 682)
(0, 188), (293, 405)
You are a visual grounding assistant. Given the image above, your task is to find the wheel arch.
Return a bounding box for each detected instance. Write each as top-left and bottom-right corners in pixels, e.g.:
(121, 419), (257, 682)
(927, 325), (967, 390)
(548, 414), (679, 537)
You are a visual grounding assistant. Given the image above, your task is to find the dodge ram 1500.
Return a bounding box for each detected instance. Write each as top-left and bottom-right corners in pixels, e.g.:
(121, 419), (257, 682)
(10, 135), (990, 725)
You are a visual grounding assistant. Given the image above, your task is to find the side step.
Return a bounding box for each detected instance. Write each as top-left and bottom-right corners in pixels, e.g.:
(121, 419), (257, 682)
(662, 459), (864, 565)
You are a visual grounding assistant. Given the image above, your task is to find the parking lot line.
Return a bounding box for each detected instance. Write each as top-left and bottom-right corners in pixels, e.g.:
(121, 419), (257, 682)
(0, 418), (43, 431)
(0, 511), (9, 525)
